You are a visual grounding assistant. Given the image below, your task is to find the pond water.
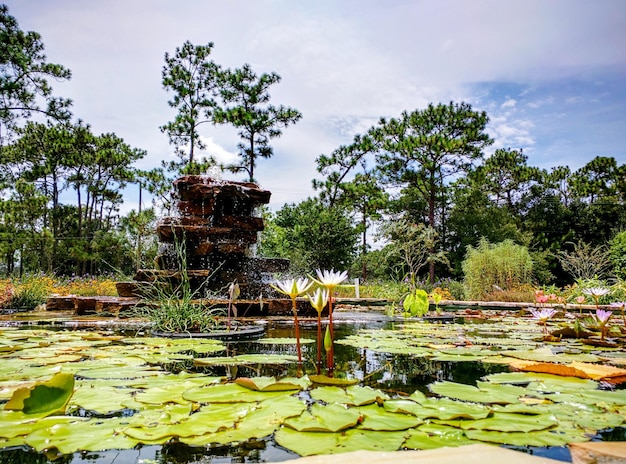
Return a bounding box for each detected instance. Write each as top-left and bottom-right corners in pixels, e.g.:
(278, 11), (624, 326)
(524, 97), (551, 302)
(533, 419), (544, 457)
(1, 310), (625, 463)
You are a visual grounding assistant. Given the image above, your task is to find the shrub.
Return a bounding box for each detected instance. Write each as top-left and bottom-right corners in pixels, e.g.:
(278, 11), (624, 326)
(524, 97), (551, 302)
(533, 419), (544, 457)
(462, 239), (533, 300)
(11, 274), (57, 309)
(610, 231), (626, 279)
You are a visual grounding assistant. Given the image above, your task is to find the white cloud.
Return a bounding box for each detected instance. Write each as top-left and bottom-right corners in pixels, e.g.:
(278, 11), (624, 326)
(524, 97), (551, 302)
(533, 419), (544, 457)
(3, 0), (625, 209)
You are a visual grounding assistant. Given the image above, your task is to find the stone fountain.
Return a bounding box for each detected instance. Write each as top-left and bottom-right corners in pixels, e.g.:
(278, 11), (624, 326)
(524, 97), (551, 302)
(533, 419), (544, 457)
(116, 175), (297, 315)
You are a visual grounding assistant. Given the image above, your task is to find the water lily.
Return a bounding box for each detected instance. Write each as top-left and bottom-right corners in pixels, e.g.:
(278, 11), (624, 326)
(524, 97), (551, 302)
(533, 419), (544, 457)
(307, 288), (329, 374)
(271, 278), (313, 365)
(581, 287), (610, 315)
(535, 290), (549, 305)
(530, 307), (557, 334)
(610, 301), (626, 325)
(312, 269), (348, 373)
(594, 309), (613, 340)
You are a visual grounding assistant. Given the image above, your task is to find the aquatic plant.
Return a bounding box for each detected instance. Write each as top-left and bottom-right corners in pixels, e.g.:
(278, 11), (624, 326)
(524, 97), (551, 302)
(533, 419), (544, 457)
(582, 287), (611, 314)
(312, 269), (348, 373)
(594, 309), (612, 340)
(307, 288), (329, 374)
(271, 277), (313, 365)
(610, 301), (626, 325)
(530, 307), (557, 334)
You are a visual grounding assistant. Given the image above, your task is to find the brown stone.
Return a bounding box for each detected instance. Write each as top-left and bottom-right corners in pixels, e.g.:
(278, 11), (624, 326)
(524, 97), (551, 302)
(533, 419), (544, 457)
(73, 297), (97, 315)
(215, 215), (264, 231)
(177, 200), (215, 217)
(45, 296), (75, 311)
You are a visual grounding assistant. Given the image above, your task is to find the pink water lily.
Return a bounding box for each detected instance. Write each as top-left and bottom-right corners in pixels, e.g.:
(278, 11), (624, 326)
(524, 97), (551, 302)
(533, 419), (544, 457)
(530, 307), (557, 334)
(594, 309), (613, 340)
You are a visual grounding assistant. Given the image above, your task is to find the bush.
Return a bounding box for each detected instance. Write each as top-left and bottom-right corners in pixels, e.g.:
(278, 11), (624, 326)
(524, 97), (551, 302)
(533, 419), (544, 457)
(462, 239), (533, 300)
(610, 231), (626, 279)
(10, 274), (57, 309)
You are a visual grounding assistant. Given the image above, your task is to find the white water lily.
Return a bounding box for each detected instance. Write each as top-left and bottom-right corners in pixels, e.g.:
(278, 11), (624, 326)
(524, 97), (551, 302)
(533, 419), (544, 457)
(582, 287), (611, 298)
(271, 278), (313, 300)
(313, 269), (348, 291)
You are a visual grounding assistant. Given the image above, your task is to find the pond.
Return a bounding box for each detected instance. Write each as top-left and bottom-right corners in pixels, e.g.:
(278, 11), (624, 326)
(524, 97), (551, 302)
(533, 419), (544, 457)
(1, 309), (625, 463)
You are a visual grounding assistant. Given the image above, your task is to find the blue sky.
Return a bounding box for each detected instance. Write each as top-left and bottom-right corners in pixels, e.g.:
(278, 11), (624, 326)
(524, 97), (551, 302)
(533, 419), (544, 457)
(4, 0), (625, 211)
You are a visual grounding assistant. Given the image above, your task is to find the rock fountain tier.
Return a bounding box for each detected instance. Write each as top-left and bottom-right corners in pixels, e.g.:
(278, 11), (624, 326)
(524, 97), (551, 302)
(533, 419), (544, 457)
(116, 176), (290, 310)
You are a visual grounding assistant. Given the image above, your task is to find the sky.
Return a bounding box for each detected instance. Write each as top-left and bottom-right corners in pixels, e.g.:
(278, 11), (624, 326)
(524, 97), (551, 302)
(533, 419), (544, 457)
(4, 0), (626, 212)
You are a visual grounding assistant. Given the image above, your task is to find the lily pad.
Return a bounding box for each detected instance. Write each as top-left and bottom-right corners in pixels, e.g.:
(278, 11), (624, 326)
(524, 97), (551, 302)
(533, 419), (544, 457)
(310, 385), (388, 406)
(193, 353), (298, 366)
(357, 404), (422, 430)
(274, 427), (407, 456)
(235, 376), (311, 392)
(284, 402), (361, 432)
(5, 373), (75, 416)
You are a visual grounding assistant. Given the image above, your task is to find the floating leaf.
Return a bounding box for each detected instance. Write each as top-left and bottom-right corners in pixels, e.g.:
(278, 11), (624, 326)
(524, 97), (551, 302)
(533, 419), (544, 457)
(70, 385), (137, 414)
(181, 395), (306, 446)
(509, 359), (626, 381)
(5, 373), (75, 416)
(464, 427), (590, 447)
(235, 376), (311, 392)
(311, 385), (388, 406)
(309, 375), (359, 386)
(384, 398), (490, 420)
(274, 427), (407, 456)
(255, 337), (315, 345)
(404, 426), (476, 449)
(458, 412), (558, 432)
(357, 404), (422, 430)
(284, 403), (361, 432)
(183, 383), (293, 403)
(25, 417), (140, 454)
(429, 381), (522, 404)
(193, 353), (298, 366)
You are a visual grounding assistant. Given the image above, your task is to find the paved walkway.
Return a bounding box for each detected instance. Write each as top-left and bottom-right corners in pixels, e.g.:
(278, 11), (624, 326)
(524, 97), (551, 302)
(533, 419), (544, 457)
(281, 444), (565, 464)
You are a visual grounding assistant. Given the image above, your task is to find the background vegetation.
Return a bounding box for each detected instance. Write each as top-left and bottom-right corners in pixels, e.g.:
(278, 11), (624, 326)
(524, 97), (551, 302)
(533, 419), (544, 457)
(0, 5), (624, 307)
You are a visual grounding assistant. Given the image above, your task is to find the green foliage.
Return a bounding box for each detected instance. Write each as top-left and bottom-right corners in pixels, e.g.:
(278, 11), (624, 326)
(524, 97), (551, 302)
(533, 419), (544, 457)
(160, 40), (221, 168)
(258, 199), (358, 274)
(378, 220), (447, 286)
(0, 4), (72, 137)
(610, 231), (626, 279)
(462, 239), (533, 300)
(137, 238), (223, 333)
(10, 274), (53, 309)
(403, 288), (429, 317)
(216, 64), (302, 182)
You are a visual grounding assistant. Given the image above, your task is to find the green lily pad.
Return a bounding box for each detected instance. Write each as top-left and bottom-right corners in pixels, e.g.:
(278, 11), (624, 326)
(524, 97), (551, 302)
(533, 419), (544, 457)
(193, 353), (299, 366)
(464, 426), (590, 447)
(274, 427), (407, 456)
(404, 427), (477, 449)
(384, 397), (490, 420)
(483, 371), (599, 389)
(309, 375), (359, 386)
(235, 376), (311, 391)
(310, 385), (388, 406)
(284, 402), (361, 432)
(70, 385), (137, 414)
(255, 337), (315, 344)
(25, 417), (140, 454)
(181, 395), (307, 446)
(429, 380), (526, 404)
(183, 382), (294, 403)
(357, 404), (422, 430)
(5, 373), (75, 416)
(458, 412), (558, 432)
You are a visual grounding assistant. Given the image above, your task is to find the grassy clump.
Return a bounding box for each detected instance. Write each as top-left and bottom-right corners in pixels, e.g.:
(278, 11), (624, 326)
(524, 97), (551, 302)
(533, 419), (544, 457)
(463, 239), (533, 301)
